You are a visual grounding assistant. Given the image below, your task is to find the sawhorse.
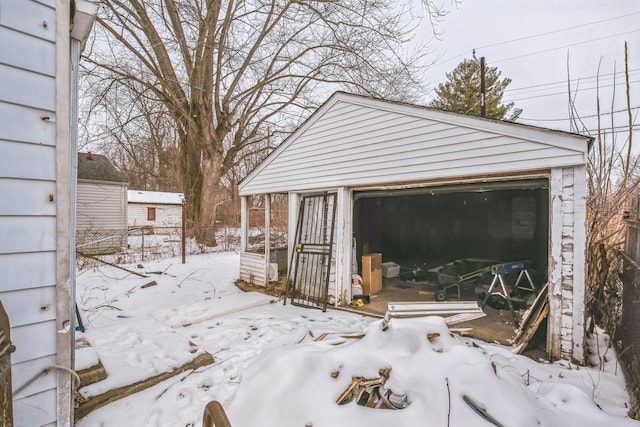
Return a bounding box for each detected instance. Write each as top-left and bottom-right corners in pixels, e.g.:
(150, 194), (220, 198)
(481, 261), (535, 328)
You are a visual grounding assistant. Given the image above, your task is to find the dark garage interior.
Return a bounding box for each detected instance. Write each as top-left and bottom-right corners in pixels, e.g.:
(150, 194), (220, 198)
(353, 179), (550, 285)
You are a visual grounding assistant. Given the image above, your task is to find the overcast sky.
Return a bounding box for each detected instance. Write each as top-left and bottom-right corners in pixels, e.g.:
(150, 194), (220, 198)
(416, 0), (639, 139)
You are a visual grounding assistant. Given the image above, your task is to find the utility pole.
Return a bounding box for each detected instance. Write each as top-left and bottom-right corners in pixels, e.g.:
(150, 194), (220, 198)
(480, 56), (486, 118)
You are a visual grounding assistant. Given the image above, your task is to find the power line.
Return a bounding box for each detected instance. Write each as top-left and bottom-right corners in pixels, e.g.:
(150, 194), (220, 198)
(503, 79), (640, 103)
(581, 126), (640, 135)
(505, 69), (640, 94)
(474, 12), (640, 51)
(519, 106), (640, 122)
(427, 12), (640, 74)
(491, 29), (640, 65)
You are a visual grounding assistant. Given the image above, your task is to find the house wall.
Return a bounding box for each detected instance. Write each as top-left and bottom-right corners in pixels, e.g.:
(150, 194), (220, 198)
(0, 0), (80, 425)
(0, 0), (60, 425)
(128, 203), (182, 228)
(76, 181), (127, 253)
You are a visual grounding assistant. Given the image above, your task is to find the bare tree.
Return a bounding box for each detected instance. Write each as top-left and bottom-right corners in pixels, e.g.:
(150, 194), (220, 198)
(583, 43), (638, 334)
(80, 62), (184, 192)
(82, 0), (447, 245)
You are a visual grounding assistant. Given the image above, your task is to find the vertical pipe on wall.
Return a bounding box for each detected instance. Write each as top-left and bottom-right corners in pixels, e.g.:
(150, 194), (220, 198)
(264, 194), (271, 285)
(240, 196), (248, 252)
(182, 199), (186, 264)
(55, 0), (73, 423)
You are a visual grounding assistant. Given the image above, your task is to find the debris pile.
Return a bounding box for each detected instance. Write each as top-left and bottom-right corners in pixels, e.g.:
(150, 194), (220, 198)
(335, 368), (409, 410)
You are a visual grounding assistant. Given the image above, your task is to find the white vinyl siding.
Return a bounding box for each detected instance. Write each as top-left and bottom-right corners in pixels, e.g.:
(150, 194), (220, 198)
(9, 322), (57, 365)
(77, 181), (127, 231)
(1, 286), (57, 328)
(0, 252), (56, 292)
(0, 26), (56, 77)
(11, 354), (57, 399)
(240, 97), (587, 195)
(0, 116), (58, 427)
(0, 0), (57, 43)
(0, 63), (56, 112)
(13, 388), (57, 427)
(0, 140), (57, 179)
(0, 216), (57, 253)
(76, 181), (127, 255)
(0, 178), (57, 215)
(0, 0), (71, 422)
(239, 252), (266, 286)
(0, 102), (57, 145)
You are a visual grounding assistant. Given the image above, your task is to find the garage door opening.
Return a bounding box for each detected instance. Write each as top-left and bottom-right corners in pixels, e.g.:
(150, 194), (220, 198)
(354, 179), (549, 274)
(352, 178), (550, 348)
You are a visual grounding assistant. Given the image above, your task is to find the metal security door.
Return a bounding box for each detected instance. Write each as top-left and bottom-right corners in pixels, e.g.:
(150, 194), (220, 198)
(288, 193), (337, 311)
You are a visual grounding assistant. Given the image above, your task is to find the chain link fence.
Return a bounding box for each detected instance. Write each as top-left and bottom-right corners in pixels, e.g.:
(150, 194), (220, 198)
(615, 251), (640, 418)
(76, 225), (241, 269)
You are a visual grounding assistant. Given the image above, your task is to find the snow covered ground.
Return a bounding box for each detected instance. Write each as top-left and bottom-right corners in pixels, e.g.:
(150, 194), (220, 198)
(74, 252), (638, 427)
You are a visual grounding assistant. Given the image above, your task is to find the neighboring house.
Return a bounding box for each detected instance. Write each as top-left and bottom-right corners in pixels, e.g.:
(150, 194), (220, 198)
(127, 190), (184, 229)
(238, 92), (593, 363)
(0, 1), (96, 426)
(76, 152), (128, 255)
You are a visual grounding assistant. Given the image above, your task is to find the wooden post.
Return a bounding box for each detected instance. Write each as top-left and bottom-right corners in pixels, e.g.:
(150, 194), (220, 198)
(287, 193), (300, 277)
(181, 199), (186, 264)
(336, 187), (352, 306)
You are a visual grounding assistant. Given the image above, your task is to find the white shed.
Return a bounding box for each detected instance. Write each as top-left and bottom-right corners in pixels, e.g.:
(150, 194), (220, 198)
(0, 1), (96, 425)
(76, 152), (128, 255)
(238, 92), (592, 363)
(127, 190), (184, 229)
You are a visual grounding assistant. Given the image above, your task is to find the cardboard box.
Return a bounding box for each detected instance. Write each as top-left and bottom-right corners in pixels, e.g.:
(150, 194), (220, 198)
(362, 253), (382, 295)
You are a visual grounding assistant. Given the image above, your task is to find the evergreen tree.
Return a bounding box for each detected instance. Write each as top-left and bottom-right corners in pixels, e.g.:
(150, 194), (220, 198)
(430, 58), (522, 121)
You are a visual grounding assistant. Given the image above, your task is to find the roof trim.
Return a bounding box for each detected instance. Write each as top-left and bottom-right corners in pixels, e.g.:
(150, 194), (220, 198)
(127, 190), (184, 205)
(71, 0), (98, 50)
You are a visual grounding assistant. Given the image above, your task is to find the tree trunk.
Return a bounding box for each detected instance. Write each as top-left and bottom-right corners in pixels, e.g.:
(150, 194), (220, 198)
(179, 106), (225, 246)
(197, 152), (224, 247)
(181, 136), (203, 226)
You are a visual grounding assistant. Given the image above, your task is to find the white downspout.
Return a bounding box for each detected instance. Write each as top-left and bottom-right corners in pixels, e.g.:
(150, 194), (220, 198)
(240, 196), (248, 252)
(264, 194), (271, 286)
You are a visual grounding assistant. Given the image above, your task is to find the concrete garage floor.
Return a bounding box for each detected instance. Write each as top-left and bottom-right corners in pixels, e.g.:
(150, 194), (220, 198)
(350, 277), (535, 350)
(237, 275), (549, 360)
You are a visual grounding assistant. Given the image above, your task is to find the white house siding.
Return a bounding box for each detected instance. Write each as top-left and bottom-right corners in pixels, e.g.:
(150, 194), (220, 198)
(127, 190), (183, 228)
(1, 1), (96, 424)
(0, 0), (58, 425)
(239, 96), (586, 196)
(76, 181), (127, 253)
(128, 204), (182, 228)
(239, 252), (267, 285)
(0, 0), (60, 425)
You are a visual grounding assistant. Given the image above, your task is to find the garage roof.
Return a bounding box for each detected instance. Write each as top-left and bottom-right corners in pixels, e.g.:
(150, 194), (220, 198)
(239, 92), (592, 196)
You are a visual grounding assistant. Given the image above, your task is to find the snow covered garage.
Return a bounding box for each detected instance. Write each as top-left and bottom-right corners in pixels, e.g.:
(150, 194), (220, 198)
(238, 92), (592, 362)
